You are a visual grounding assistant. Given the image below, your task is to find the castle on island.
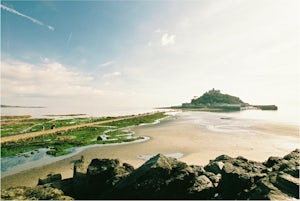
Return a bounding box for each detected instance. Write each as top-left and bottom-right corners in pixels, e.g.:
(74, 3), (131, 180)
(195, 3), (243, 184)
(179, 88), (277, 111)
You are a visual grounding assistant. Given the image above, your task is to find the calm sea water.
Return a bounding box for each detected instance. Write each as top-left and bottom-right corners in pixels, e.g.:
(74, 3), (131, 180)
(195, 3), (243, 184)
(1, 104), (299, 125)
(0, 106), (159, 118)
(221, 104), (299, 126)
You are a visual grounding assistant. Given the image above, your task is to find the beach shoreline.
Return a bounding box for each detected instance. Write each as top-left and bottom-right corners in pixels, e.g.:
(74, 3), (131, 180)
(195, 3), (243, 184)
(1, 111), (299, 190)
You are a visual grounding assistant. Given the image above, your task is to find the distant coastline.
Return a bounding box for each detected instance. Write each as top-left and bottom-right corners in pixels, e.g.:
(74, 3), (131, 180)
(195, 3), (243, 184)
(158, 104), (278, 112)
(1, 105), (45, 109)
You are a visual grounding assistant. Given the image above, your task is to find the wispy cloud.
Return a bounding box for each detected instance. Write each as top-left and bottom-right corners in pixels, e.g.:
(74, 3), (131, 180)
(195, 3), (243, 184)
(48, 25), (54, 31)
(102, 71), (121, 78)
(161, 33), (176, 46)
(99, 60), (115, 67)
(67, 32), (73, 45)
(0, 4), (54, 31)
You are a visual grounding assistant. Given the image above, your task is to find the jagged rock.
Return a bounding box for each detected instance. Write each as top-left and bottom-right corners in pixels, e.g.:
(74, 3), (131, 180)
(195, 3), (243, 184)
(190, 165), (221, 187)
(248, 149), (300, 200)
(275, 172), (299, 198)
(37, 173), (73, 196)
(283, 149), (300, 161)
(1, 185), (73, 200)
(38, 173), (62, 185)
(72, 157), (90, 199)
(111, 153), (212, 199)
(213, 155), (267, 199)
(86, 158), (134, 198)
(249, 175), (290, 200)
(187, 175), (215, 199)
(213, 154), (233, 161)
(204, 161), (224, 174)
(190, 165), (206, 175)
(2, 150), (300, 200)
(264, 156), (281, 168)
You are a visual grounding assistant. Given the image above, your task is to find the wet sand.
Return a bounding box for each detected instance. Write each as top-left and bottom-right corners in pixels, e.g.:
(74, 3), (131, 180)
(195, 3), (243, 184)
(1, 111), (299, 189)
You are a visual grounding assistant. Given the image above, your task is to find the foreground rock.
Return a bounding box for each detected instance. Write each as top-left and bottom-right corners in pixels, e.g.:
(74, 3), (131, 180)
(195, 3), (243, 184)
(1, 149), (299, 200)
(1, 185), (73, 200)
(111, 153), (205, 199)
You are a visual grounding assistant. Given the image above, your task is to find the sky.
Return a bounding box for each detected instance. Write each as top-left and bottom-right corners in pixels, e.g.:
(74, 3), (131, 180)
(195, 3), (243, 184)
(1, 0), (299, 113)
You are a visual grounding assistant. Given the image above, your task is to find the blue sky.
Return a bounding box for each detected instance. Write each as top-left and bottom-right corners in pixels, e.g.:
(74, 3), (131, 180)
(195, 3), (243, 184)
(2, 1), (166, 69)
(1, 0), (299, 113)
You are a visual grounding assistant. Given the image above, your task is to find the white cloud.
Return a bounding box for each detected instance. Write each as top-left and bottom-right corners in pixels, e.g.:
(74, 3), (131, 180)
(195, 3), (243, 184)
(48, 25), (55, 31)
(154, 29), (161, 33)
(102, 71), (122, 78)
(161, 33), (176, 46)
(1, 60), (99, 98)
(1, 59), (150, 112)
(112, 71), (121, 76)
(40, 57), (50, 63)
(104, 81), (111, 86)
(99, 60), (115, 67)
(1, 4), (55, 31)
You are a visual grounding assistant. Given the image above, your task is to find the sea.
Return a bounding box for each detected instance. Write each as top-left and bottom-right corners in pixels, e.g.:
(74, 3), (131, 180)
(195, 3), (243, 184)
(1, 104), (299, 177)
(1, 103), (299, 125)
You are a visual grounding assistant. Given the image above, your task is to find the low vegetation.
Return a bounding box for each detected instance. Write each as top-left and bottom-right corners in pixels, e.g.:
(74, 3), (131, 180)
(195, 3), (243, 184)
(191, 88), (245, 105)
(0, 116), (115, 137)
(1, 112), (166, 157)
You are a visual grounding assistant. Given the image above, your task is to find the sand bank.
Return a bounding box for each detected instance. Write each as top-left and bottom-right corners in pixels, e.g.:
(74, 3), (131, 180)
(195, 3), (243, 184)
(1, 111), (299, 189)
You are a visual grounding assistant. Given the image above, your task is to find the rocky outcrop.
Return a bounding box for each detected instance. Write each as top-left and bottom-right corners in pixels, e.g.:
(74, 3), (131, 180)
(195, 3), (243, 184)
(85, 158), (134, 199)
(38, 173), (62, 185)
(2, 149), (299, 200)
(111, 154), (200, 199)
(1, 185), (73, 200)
(71, 157), (134, 199)
(249, 149), (300, 199)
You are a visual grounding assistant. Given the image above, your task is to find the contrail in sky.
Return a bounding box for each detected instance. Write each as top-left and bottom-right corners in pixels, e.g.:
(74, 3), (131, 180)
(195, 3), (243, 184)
(67, 32), (73, 45)
(1, 4), (54, 31)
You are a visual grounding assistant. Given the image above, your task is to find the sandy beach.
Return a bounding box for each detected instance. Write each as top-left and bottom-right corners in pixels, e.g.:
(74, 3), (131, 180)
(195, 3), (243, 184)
(1, 111), (299, 189)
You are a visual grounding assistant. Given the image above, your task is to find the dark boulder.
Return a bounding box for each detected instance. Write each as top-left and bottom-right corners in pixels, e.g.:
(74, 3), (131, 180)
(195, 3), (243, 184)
(275, 172), (299, 198)
(112, 154), (192, 199)
(37, 173), (73, 196)
(72, 157), (90, 199)
(3, 150), (300, 200)
(214, 156), (267, 199)
(86, 158), (134, 199)
(204, 161), (224, 174)
(264, 156), (281, 168)
(249, 173), (290, 200)
(111, 153), (215, 199)
(186, 174), (216, 199)
(249, 149), (300, 200)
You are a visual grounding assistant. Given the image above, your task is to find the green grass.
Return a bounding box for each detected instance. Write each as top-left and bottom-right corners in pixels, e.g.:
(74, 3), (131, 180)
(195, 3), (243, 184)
(1, 112), (167, 157)
(0, 116), (116, 137)
(104, 112), (166, 127)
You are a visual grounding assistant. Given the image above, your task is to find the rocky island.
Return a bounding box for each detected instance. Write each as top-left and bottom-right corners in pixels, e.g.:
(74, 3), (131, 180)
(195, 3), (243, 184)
(167, 89), (278, 111)
(2, 149), (299, 200)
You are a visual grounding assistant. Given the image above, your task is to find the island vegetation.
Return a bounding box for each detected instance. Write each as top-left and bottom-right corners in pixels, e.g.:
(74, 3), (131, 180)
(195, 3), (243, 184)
(165, 89), (277, 112)
(0, 112), (166, 157)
